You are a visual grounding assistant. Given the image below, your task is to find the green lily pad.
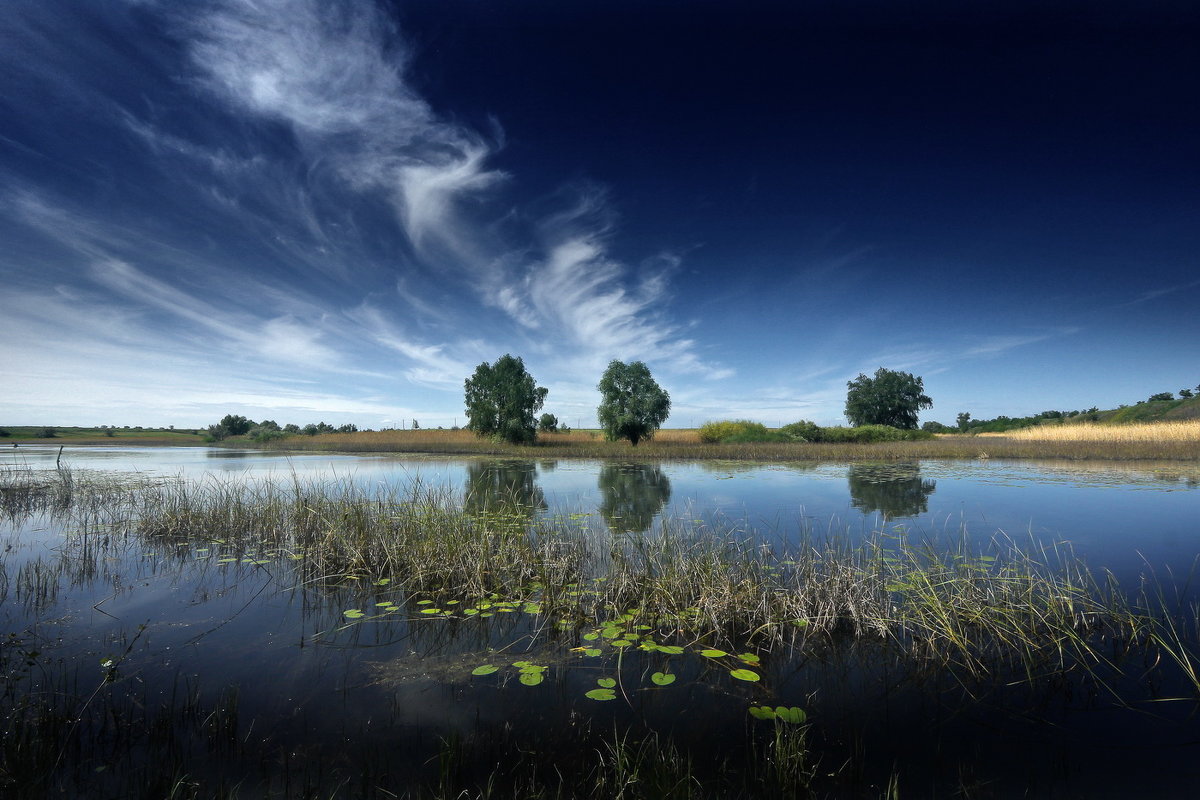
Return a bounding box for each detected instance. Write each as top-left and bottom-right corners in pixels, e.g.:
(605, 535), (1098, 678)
(651, 672), (676, 686)
(343, 609), (365, 619)
(775, 706), (807, 724)
(597, 677), (617, 688)
(729, 669), (760, 682)
(585, 688), (616, 701)
(471, 665), (499, 676)
(519, 671), (545, 686)
(699, 649), (728, 658)
(657, 645), (685, 655)
(749, 705), (776, 720)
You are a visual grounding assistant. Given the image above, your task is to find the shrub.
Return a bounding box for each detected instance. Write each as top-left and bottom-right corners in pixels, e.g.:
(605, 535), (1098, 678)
(818, 425), (933, 443)
(37, 427), (58, 438)
(0, 428), (9, 438)
(698, 420), (770, 443)
(779, 420), (822, 442)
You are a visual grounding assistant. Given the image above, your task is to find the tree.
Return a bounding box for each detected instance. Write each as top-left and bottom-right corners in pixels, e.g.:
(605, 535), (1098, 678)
(844, 367), (932, 430)
(1148, 392), (1174, 402)
(538, 413), (559, 432)
(464, 354), (547, 445)
(597, 360), (671, 446)
(218, 414), (253, 436)
(1181, 388), (1195, 399)
(956, 412), (972, 432)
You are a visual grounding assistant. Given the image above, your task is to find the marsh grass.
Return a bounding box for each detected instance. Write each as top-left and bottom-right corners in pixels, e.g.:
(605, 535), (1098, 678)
(1000, 419), (1200, 443)
(254, 426), (1200, 461)
(35, 474), (1187, 689)
(5, 472), (1200, 798)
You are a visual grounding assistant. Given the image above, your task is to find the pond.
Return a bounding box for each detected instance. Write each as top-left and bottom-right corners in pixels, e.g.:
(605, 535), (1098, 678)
(3, 446), (1200, 798)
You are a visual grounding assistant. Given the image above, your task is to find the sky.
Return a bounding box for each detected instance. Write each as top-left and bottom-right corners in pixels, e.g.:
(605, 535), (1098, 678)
(2, 0), (1199, 430)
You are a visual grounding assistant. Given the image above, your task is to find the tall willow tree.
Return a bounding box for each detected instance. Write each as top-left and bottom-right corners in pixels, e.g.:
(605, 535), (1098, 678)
(597, 360), (670, 446)
(464, 354), (547, 444)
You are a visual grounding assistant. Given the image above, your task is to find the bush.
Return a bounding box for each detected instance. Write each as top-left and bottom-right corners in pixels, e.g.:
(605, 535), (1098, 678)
(0, 428), (9, 438)
(779, 420), (822, 442)
(814, 425), (934, 443)
(698, 420), (770, 443)
(37, 427), (58, 438)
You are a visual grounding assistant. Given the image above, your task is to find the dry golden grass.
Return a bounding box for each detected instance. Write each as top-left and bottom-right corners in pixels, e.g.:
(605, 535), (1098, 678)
(1002, 420), (1200, 443)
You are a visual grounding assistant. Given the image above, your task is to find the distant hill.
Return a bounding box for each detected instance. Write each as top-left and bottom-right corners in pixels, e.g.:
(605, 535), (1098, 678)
(1096, 395), (1200, 424)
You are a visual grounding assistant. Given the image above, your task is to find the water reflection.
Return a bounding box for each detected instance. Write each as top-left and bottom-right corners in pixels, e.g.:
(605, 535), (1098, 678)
(463, 460), (547, 523)
(847, 463), (937, 519)
(598, 463), (672, 533)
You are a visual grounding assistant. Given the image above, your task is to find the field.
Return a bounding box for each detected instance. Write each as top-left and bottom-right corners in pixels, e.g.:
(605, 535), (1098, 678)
(2, 426), (206, 445)
(259, 422), (1200, 461)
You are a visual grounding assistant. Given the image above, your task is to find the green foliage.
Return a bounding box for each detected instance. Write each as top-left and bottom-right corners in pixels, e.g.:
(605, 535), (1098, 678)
(845, 368), (932, 429)
(36, 427), (58, 438)
(698, 420), (767, 443)
(1148, 392), (1175, 402)
(778, 420), (821, 442)
(219, 414), (254, 436)
(464, 354), (547, 445)
(597, 360), (670, 446)
(538, 413), (559, 432)
(816, 425), (933, 443)
(0, 428), (9, 438)
(1181, 388), (1195, 399)
(956, 412), (971, 432)
(922, 420), (954, 433)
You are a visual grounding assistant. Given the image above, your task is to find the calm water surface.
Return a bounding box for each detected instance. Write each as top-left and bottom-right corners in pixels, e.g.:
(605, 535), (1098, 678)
(3, 446), (1200, 797)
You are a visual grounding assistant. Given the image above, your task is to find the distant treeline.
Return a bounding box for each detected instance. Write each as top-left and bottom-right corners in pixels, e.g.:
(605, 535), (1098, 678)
(931, 383), (1200, 434)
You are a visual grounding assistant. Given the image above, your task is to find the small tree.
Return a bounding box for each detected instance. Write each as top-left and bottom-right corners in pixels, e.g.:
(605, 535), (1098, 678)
(1148, 392), (1174, 402)
(844, 368), (932, 430)
(597, 360), (671, 446)
(538, 413), (559, 432)
(956, 412), (972, 432)
(464, 354), (548, 445)
(1181, 388), (1195, 399)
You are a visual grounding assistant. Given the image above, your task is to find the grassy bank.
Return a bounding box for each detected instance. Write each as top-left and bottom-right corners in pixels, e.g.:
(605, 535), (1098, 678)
(250, 422), (1200, 461)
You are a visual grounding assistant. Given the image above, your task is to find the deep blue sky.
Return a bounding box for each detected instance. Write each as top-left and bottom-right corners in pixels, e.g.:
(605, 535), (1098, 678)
(3, 0), (1198, 429)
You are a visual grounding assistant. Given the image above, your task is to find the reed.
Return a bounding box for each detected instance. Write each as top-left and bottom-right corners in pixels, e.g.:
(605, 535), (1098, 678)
(1000, 419), (1200, 443)
(252, 426), (1200, 461)
(33, 474), (1177, 684)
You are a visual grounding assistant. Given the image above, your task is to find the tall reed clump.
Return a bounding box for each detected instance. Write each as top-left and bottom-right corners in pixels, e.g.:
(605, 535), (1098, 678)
(35, 474), (1192, 686)
(1003, 419), (1200, 443)
(128, 476), (586, 599)
(586, 524), (1151, 681)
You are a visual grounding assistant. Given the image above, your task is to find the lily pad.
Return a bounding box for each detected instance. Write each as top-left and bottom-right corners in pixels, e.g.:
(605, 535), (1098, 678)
(519, 671), (545, 686)
(651, 672), (676, 686)
(585, 688), (616, 701)
(699, 649), (728, 658)
(729, 668), (760, 682)
(471, 665), (499, 676)
(597, 677), (617, 688)
(775, 706), (807, 724)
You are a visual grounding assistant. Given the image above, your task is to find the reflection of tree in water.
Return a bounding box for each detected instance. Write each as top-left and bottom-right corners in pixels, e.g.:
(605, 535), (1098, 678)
(464, 460), (546, 527)
(847, 463), (936, 519)
(598, 463), (672, 533)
